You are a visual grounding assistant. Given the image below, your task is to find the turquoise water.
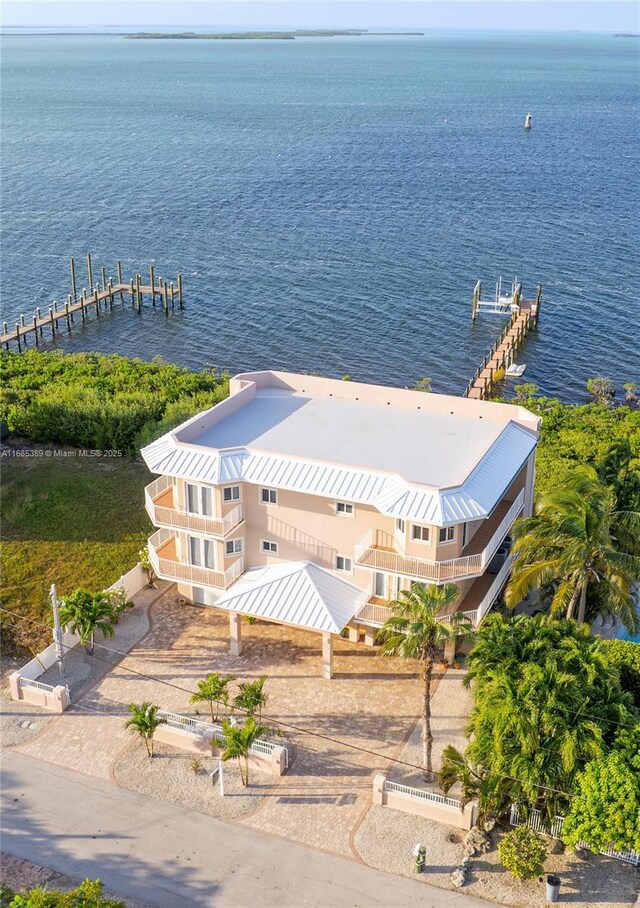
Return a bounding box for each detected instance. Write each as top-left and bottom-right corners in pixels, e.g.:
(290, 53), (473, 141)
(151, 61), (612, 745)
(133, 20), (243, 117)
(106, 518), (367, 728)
(1, 31), (638, 395)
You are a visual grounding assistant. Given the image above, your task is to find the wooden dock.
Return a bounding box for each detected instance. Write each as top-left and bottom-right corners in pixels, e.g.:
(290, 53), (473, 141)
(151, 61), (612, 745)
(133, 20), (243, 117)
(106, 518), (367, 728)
(1, 254), (184, 351)
(464, 283), (542, 400)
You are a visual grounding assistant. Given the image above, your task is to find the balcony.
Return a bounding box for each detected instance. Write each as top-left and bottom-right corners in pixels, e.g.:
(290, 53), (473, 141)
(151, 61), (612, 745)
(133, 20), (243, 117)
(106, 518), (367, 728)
(148, 528), (244, 590)
(145, 475), (243, 538)
(354, 490), (524, 583)
(354, 555), (515, 630)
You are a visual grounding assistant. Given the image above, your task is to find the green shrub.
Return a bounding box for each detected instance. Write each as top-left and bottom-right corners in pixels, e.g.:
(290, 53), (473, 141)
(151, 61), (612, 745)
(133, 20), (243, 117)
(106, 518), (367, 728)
(603, 639), (640, 708)
(498, 826), (547, 880)
(0, 351), (229, 454)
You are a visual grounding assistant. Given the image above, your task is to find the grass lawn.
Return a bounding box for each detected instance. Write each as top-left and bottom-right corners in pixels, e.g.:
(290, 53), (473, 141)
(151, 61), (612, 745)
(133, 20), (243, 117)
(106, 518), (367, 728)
(1, 449), (153, 656)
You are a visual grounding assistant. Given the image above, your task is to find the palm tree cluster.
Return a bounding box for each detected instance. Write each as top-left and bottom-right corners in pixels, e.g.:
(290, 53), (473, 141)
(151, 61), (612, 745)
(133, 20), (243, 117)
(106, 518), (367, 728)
(212, 717), (267, 787)
(440, 614), (632, 822)
(377, 582), (473, 781)
(125, 702), (167, 757)
(506, 466), (640, 631)
(189, 672), (269, 723)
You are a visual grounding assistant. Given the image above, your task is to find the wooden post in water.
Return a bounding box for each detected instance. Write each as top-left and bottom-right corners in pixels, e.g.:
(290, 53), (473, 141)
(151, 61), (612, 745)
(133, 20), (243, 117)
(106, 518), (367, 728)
(177, 273), (183, 309)
(149, 265), (155, 306)
(135, 274), (142, 312)
(94, 288), (100, 318)
(32, 316), (39, 345)
(170, 281), (175, 309)
(107, 281), (114, 309)
(65, 300), (71, 332)
(66, 296), (74, 324)
(101, 266), (107, 291)
(534, 285), (542, 327)
(70, 257), (77, 301)
(86, 253), (93, 291)
(163, 280), (169, 317)
(15, 323), (21, 352)
(49, 307), (55, 337)
(80, 290), (86, 323)
(117, 260), (124, 302)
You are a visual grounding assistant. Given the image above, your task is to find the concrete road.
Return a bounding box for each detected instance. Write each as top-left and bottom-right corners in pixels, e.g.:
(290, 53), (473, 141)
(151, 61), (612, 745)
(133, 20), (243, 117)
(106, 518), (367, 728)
(1, 752), (498, 908)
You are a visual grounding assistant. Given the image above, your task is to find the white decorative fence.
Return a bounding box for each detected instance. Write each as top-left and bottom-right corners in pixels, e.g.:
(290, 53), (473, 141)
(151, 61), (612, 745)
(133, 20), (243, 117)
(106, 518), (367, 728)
(510, 805), (640, 866)
(373, 774), (477, 830)
(155, 709), (289, 775)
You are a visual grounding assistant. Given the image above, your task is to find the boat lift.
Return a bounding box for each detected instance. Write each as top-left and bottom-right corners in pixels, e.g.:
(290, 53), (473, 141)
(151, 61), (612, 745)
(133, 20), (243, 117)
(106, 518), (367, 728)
(471, 276), (521, 320)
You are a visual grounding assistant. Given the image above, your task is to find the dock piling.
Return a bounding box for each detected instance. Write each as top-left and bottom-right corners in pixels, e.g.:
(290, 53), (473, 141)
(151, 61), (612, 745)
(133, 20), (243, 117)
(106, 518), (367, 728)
(69, 257), (77, 301)
(149, 265), (155, 306)
(86, 253), (93, 291)
(178, 274), (183, 309)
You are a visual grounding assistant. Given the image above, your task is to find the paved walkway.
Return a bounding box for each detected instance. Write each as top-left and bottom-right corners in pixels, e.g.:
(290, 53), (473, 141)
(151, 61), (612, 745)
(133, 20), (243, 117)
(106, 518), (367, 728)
(2, 751), (496, 908)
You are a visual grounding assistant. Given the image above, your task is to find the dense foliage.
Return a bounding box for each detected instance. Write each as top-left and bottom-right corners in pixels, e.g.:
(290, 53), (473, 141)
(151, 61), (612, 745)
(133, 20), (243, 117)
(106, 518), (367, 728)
(461, 614), (631, 819)
(505, 466), (640, 630)
(562, 724), (640, 853)
(497, 826), (548, 880)
(4, 878), (125, 907)
(0, 351), (229, 454)
(602, 640), (640, 709)
(511, 389), (640, 509)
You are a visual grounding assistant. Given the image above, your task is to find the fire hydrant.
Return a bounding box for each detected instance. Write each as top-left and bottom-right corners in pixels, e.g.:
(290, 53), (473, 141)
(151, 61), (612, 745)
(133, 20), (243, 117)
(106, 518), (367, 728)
(413, 843), (426, 873)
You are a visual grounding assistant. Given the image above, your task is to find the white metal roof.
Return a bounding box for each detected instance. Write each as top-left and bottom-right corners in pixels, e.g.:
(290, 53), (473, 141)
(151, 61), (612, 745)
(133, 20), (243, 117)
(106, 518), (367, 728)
(214, 561), (365, 634)
(141, 420), (536, 526)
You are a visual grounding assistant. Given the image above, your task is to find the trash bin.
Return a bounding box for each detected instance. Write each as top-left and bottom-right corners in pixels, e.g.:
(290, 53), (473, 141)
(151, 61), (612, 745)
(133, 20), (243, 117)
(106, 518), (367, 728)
(546, 874), (561, 903)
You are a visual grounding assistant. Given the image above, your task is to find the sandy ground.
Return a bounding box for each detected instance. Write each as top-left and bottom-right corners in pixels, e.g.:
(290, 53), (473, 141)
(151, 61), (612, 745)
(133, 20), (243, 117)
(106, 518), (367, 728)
(354, 806), (640, 908)
(112, 741), (275, 823)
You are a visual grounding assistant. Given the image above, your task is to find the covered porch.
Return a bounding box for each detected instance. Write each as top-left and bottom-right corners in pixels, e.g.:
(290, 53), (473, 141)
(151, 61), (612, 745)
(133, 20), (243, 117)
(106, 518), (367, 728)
(213, 561), (368, 679)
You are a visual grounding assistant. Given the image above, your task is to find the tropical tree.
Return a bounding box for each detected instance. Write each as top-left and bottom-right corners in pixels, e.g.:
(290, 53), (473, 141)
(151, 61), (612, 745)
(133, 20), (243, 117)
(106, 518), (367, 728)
(505, 466), (640, 629)
(463, 614), (631, 820)
(124, 702), (166, 757)
(233, 675), (268, 720)
(58, 589), (117, 654)
(377, 582), (473, 781)
(212, 717), (267, 786)
(498, 827), (547, 880)
(190, 672), (234, 722)
(562, 724), (640, 853)
(586, 376), (615, 406)
(512, 382), (539, 403)
(438, 744), (513, 823)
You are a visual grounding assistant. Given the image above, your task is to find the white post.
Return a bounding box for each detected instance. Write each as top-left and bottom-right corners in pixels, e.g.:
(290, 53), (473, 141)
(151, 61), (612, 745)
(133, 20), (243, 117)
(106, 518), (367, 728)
(218, 760), (225, 797)
(50, 584), (66, 679)
(321, 632), (333, 680)
(229, 612), (242, 656)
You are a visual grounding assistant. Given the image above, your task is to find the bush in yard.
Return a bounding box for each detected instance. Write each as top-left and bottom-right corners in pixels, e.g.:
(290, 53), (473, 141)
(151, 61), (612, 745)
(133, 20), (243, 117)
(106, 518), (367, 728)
(562, 724), (640, 853)
(7, 878), (125, 907)
(602, 639), (640, 709)
(498, 826), (548, 880)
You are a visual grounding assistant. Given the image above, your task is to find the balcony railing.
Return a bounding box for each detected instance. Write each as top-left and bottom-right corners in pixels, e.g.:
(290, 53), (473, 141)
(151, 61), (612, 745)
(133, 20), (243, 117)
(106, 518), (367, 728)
(145, 476), (243, 538)
(355, 555), (514, 631)
(354, 490), (524, 583)
(148, 528), (244, 590)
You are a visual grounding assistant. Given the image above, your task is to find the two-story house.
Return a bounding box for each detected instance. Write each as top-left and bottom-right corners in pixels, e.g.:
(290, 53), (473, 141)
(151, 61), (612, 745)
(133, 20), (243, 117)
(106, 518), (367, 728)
(142, 370), (540, 677)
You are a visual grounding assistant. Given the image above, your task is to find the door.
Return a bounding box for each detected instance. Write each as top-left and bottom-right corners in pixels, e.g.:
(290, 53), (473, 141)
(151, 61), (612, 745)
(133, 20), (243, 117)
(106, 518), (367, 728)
(374, 572), (386, 598)
(188, 536), (216, 569)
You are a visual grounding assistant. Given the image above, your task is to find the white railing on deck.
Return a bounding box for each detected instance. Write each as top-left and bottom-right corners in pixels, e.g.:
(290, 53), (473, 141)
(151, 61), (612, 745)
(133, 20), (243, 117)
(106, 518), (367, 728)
(145, 478), (244, 538)
(355, 602), (393, 627)
(510, 805), (640, 866)
(385, 780), (462, 810)
(354, 491), (523, 584)
(148, 529), (244, 590)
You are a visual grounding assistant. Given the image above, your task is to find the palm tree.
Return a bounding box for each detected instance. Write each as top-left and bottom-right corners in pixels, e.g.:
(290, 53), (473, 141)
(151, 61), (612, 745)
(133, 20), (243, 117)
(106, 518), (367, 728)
(124, 702), (166, 757)
(439, 744), (513, 824)
(505, 467), (640, 629)
(213, 717), (267, 786)
(233, 675), (268, 720)
(377, 582), (473, 781)
(58, 589), (117, 654)
(190, 673), (234, 722)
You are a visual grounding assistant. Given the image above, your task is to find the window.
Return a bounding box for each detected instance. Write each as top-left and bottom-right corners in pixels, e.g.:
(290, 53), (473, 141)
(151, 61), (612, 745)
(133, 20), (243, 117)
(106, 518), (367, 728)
(396, 518), (405, 533)
(186, 484), (213, 516)
(225, 539), (243, 556)
(261, 539), (278, 554)
(412, 525), (430, 542)
(223, 486), (240, 503)
(336, 555), (353, 572)
(335, 501), (354, 516)
(189, 536), (215, 569)
(260, 488), (278, 505)
(439, 526), (455, 543)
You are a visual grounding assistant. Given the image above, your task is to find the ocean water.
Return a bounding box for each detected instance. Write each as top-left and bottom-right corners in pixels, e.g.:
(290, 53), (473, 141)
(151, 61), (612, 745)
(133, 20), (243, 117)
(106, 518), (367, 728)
(1, 31), (638, 397)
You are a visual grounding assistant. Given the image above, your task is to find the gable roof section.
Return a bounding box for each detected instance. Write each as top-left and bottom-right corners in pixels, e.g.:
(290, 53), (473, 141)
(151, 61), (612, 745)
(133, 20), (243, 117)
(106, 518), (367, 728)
(214, 562), (365, 633)
(141, 421), (535, 526)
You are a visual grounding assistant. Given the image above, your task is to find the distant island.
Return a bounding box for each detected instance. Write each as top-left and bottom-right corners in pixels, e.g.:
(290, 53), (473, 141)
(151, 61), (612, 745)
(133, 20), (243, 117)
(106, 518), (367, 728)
(125, 29), (425, 41)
